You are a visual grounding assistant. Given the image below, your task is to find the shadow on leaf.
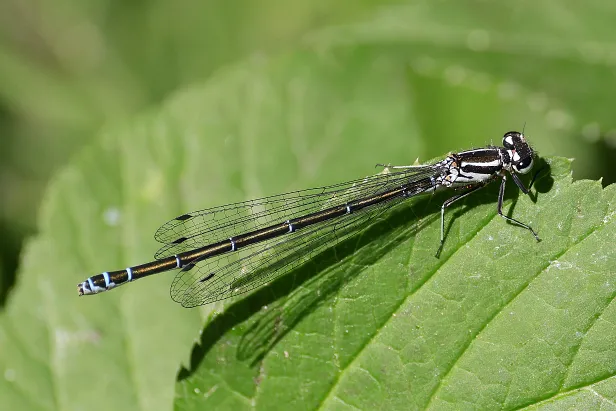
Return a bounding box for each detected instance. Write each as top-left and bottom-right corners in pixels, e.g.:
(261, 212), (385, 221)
(176, 157), (552, 379)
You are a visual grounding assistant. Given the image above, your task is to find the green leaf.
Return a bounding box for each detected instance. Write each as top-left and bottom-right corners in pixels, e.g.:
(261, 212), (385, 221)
(2, 8), (616, 411)
(307, 0), (616, 181)
(174, 153), (616, 410)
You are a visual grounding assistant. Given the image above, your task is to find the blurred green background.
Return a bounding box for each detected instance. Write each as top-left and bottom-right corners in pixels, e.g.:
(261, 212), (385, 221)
(1, 0), (616, 306)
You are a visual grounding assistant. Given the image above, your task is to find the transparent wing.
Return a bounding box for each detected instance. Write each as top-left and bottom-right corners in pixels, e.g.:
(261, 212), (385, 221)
(172, 195), (408, 307)
(169, 169), (438, 307)
(154, 167), (435, 259)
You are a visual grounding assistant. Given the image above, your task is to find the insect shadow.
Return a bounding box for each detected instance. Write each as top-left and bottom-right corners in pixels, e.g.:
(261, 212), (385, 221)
(176, 158), (552, 379)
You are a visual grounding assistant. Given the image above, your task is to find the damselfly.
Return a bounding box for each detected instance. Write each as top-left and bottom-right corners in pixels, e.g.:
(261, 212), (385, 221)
(78, 131), (541, 307)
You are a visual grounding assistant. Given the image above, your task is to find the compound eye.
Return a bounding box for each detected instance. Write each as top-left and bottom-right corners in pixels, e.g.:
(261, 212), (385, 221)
(502, 131), (520, 149)
(514, 156), (533, 174)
